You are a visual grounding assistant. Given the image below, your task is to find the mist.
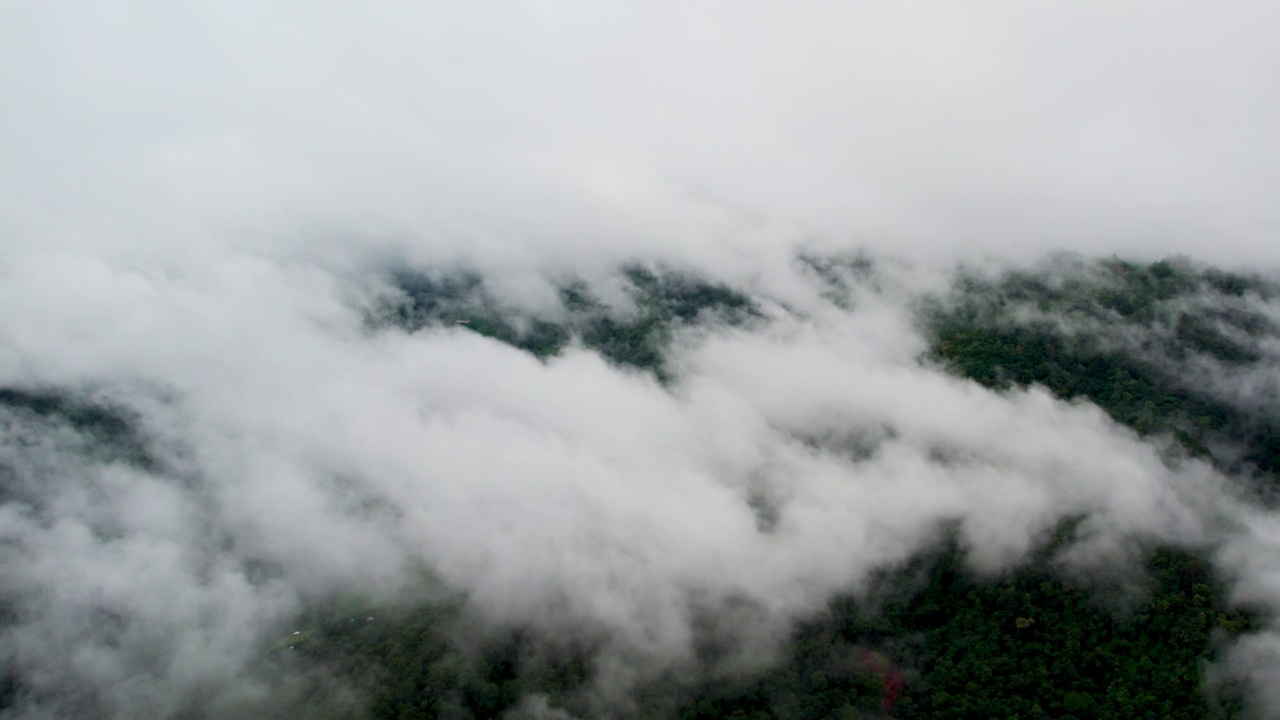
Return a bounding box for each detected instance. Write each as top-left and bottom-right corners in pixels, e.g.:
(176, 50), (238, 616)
(4, 2), (1280, 270)
(3, 3), (1280, 718)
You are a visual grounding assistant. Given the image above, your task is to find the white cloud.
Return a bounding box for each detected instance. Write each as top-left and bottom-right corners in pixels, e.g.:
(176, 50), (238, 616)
(3, 2), (1280, 716)
(3, 2), (1279, 273)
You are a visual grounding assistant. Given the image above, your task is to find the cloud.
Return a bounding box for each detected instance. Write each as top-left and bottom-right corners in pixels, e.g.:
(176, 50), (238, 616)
(3, 2), (1280, 716)
(2, 246), (1277, 716)
(3, 2), (1280, 273)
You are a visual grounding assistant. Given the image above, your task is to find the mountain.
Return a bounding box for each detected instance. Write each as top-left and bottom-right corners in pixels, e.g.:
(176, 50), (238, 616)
(3, 253), (1277, 719)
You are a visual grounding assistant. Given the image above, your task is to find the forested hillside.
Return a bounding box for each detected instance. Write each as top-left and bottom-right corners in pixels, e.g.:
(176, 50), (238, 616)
(10, 4), (1280, 717)
(927, 258), (1280, 483)
(378, 265), (760, 380)
(2, 257), (1277, 719)
(204, 257), (1273, 719)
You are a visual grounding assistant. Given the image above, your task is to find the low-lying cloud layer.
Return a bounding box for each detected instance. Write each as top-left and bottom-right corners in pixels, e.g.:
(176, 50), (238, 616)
(2, 252), (1279, 717)
(2, 3), (1280, 717)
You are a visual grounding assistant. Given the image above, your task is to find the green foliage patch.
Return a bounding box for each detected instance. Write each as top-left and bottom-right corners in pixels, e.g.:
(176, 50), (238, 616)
(925, 257), (1280, 480)
(279, 257), (1274, 718)
(0, 387), (153, 468)
(379, 265), (760, 379)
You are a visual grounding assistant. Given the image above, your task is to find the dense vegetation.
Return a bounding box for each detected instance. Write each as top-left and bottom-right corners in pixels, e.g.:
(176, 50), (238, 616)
(0, 388), (153, 471)
(673, 540), (1251, 720)
(244, 593), (596, 720)
(927, 257), (1280, 482)
(264, 535), (1254, 719)
(246, 257), (1270, 719)
(0, 388), (158, 714)
(3, 257), (1274, 718)
(379, 265), (759, 380)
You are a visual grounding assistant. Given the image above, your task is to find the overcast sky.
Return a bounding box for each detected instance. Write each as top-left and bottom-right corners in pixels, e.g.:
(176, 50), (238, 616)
(2, 2), (1279, 274)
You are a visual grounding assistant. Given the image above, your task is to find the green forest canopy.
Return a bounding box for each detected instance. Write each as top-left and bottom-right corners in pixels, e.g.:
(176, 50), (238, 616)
(4, 257), (1272, 719)
(250, 257), (1273, 719)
